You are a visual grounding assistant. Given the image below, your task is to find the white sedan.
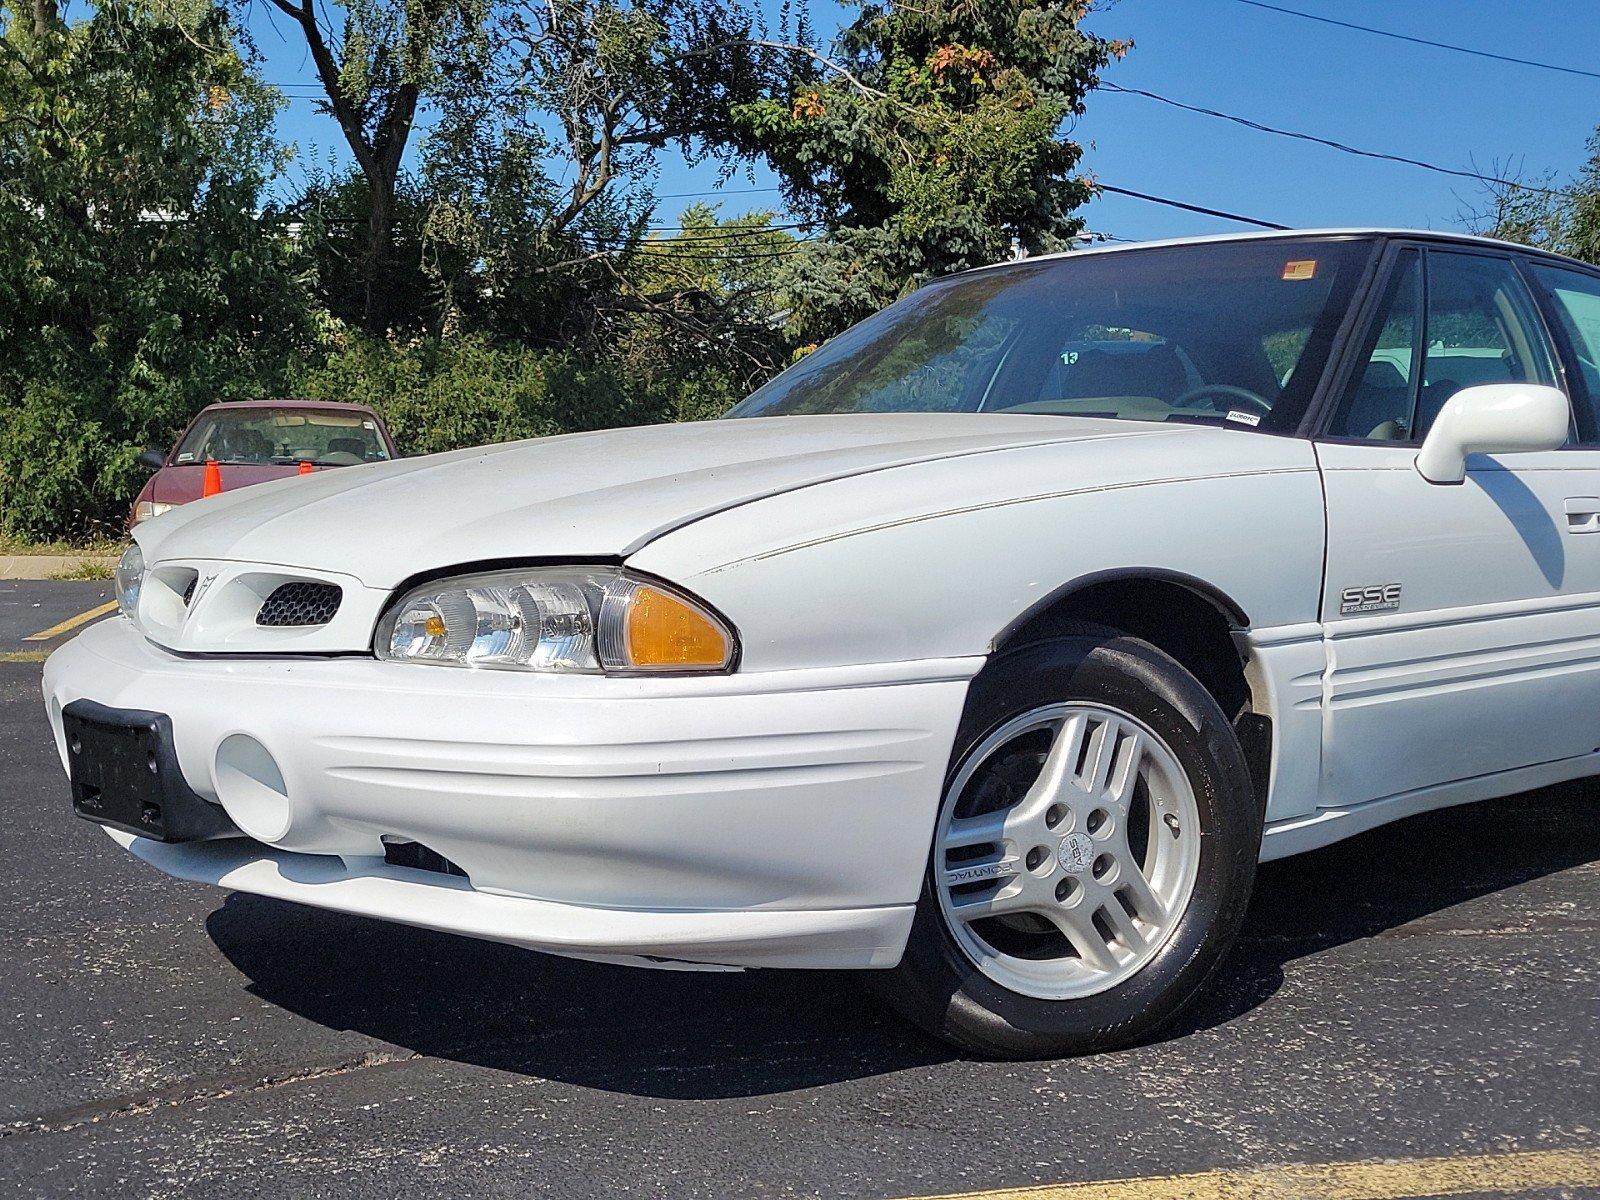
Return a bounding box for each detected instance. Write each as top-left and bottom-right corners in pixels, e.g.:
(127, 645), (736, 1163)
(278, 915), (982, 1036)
(43, 229), (1600, 1058)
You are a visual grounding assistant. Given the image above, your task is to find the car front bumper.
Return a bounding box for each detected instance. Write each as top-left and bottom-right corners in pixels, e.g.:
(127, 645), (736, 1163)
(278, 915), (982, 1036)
(43, 618), (978, 969)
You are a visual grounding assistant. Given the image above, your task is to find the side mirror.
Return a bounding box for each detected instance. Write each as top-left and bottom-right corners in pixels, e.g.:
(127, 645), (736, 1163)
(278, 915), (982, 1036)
(137, 448), (167, 471)
(1415, 383), (1570, 484)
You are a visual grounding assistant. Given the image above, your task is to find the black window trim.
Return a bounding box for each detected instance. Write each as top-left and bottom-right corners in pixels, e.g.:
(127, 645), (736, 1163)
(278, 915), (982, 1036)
(1289, 235), (1388, 439)
(1306, 237), (1418, 444)
(1310, 237), (1574, 449)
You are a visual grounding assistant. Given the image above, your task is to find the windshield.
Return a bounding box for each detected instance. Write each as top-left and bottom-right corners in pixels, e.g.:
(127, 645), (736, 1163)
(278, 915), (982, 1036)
(176, 408), (391, 466)
(727, 238), (1374, 432)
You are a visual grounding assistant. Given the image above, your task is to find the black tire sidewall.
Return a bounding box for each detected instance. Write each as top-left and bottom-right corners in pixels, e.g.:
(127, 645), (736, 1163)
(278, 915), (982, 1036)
(883, 633), (1261, 1059)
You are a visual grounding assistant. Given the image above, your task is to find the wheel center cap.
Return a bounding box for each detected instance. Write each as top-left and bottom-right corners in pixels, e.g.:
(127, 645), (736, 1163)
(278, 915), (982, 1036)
(1057, 831), (1095, 873)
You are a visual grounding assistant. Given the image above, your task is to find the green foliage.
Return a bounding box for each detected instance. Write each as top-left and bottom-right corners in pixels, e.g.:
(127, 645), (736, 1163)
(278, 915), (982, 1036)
(294, 167), (436, 333)
(0, 0), (1120, 542)
(1477, 125), (1600, 266)
(604, 204), (797, 388)
(0, 0), (316, 539)
(294, 330), (743, 453)
(730, 0), (1124, 340)
(415, 0), (770, 340)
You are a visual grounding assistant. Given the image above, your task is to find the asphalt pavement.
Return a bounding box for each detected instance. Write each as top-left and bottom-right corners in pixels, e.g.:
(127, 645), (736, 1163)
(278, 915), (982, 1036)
(0, 580), (114, 658)
(1, 581), (1597, 1198)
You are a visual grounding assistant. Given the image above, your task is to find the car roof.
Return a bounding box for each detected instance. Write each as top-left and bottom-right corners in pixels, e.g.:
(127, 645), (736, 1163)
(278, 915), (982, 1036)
(196, 398), (381, 415)
(959, 227), (1598, 276)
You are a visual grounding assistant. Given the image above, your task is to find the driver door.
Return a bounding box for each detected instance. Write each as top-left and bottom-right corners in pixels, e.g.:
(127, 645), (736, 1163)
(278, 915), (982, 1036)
(1315, 244), (1600, 812)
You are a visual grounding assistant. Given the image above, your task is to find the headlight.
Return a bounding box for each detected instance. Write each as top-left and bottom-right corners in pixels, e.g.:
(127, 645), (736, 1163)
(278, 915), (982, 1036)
(114, 542), (145, 620)
(376, 567), (737, 674)
(132, 500), (174, 524)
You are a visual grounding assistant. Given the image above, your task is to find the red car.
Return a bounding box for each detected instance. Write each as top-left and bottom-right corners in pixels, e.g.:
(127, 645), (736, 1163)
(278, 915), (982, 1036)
(131, 400), (399, 526)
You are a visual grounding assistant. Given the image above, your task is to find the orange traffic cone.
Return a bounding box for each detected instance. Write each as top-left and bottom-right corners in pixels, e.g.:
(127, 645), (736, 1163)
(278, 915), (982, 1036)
(202, 459), (222, 497)
(297, 460), (314, 475)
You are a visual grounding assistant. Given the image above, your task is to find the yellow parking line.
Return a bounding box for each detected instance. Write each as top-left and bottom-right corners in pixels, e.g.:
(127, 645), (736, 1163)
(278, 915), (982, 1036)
(902, 1146), (1600, 1200)
(23, 599), (118, 642)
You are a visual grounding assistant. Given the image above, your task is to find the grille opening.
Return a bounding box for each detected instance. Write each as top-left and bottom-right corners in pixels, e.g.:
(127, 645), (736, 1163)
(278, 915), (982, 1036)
(181, 576), (198, 606)
(256, 581), (342, 627)
(382, 838), (468, 879)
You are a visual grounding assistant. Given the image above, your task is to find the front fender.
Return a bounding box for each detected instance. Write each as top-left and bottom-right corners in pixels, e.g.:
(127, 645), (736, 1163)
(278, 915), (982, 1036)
(630, 427), (1325, 673)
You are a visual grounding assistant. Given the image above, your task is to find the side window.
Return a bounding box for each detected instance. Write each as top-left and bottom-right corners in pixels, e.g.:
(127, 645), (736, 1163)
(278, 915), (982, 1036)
(1416, 251), (1556, 436)
(1527, 263), (1600, 443)
(1327, 249), (1421, 440)
(1328, 249), (1557, 442)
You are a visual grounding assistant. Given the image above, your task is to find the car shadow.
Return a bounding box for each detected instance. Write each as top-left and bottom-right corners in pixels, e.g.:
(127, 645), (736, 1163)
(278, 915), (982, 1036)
(1165, 775), (1600, 1043)
(208, 778), (1600, 1098)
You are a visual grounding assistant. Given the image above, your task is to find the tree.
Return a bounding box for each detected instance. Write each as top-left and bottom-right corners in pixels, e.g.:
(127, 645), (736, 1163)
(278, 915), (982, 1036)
(0, 0), (315, 538)
(266, 0), (768, 338)
(415, 0), (769, 340)
(601, 204), (797, 391)
(295, 165), (436, 333)
(254, 0), (475, 335)
(729, 0), (1126, 341)
(1467, 126), (1600, 266)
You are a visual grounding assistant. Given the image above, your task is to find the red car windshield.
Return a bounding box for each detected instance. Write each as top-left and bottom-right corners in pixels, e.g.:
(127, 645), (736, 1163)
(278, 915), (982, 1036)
(175, 409), (390, 466)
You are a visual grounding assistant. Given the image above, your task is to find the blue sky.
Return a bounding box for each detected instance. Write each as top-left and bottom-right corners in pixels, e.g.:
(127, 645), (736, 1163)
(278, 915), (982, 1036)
(252, 0), (1600, 240)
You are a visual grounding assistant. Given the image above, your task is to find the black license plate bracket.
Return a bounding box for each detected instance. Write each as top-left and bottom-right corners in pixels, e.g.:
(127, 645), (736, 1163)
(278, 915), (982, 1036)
(63, 700), (235, 842)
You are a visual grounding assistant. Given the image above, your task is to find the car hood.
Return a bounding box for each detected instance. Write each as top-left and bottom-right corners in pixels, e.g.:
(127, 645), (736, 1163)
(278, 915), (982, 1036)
(136, 414), (1172, 588)
(148, 462), (342, 506)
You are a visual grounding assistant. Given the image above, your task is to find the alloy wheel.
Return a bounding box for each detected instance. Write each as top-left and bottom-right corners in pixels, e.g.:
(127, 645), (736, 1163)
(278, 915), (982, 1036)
(934, 702), (1202, 1000)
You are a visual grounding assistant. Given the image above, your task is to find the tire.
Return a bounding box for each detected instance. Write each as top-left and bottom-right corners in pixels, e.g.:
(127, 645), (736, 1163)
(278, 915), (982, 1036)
(871, 628), (1261, 1059)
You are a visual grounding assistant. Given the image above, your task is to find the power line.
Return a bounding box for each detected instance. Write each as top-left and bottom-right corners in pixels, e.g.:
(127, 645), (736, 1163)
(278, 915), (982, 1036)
(1229, 0), (1600, 81)
(643, 221), (808, 235)
(1102, 81), (1574, 199)
(614, 247), (805, 262)
(1095, 183), (1288, 230)
(656, 186), (782, 199)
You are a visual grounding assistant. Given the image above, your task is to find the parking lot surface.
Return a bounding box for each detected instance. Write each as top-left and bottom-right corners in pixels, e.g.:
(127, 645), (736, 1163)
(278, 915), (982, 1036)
(0, 580), (113, 659)
(1, 582), (1596, 1198)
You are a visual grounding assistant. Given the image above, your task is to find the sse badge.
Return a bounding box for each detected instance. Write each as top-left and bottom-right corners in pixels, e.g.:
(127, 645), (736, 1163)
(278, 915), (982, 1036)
(1340, 583), (1402, 615)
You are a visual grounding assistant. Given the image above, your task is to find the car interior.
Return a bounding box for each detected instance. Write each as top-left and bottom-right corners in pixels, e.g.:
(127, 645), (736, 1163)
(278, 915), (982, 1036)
(736, 239), (1367, 429)
(175, 409), (390, 466)
(1330, 249), (1556, 442)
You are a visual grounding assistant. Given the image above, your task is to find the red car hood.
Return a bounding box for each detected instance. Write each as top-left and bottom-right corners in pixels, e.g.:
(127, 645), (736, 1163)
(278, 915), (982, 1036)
(147, 462), (317, 506)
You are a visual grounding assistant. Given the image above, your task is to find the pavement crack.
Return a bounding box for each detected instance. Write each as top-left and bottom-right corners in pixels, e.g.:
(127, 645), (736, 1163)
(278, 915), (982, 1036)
(1239, 918), (1600, 948)
(0, 1049), (420, 1140)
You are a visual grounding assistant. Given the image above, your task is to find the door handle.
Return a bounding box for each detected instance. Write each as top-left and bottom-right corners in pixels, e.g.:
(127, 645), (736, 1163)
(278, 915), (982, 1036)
(1565, 497), (1600, 533)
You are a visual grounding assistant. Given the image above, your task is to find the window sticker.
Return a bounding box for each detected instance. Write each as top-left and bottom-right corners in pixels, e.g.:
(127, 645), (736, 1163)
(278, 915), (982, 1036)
(1282, 260), (1317, 281)
(1225, 410), (1262, 426)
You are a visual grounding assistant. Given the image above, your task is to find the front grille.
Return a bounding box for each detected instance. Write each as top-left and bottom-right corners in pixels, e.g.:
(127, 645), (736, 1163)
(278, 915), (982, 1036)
(256, 581), (342, 627)
(181, 576), (198, 606)
(383, 839), (468, 878)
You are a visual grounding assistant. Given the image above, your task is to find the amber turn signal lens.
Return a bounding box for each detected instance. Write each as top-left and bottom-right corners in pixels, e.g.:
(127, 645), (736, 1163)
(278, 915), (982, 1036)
(623, 585), (733, 669)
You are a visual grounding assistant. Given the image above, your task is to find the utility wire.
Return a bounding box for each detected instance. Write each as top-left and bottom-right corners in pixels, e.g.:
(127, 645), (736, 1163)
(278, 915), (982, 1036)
(643, 221), (808, 235)
(656, 186), (782, 199)
(1102, 82), (1575, 199)
(1095, 184), (1288, 230)
(1229, 0), (1600, 81)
